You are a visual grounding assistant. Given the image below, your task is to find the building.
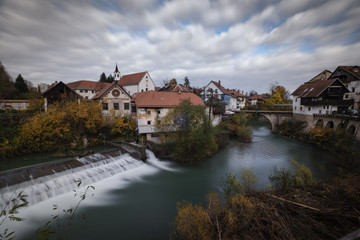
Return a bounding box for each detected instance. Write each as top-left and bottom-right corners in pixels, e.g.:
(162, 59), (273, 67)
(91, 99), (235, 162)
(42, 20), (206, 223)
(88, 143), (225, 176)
(248, 95), (266, 105)
(67, 81), (112, 100)
(158, 84), (190, 93)
(92, 81), (132, 117)
(118, 71), (156, 96)
(292, 77), (352, 116)
(0, 100), (29, 111)
(201, 81), (244, 112)
(42, 81), (80, 111)
(134, 91), (205, 139)
(329, 66), (360, 110)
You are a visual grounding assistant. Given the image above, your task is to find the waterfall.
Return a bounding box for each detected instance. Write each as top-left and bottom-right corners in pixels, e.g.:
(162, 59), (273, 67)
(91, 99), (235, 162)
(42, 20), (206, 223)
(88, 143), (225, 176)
(0, 151), (144, 210)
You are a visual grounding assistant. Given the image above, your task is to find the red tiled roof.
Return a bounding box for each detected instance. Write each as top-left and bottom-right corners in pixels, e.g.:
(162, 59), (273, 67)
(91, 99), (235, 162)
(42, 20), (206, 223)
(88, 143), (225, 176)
(67, 80), (112, 91)
(211, 81), (232, 95)
(118, 72), (147, 86)
(135, 91), (205, 108)
(0, 99), (29, 103)
(158, 84), (190, 92)
(248, 95), (265, 100)
(228, 90), (246, 98)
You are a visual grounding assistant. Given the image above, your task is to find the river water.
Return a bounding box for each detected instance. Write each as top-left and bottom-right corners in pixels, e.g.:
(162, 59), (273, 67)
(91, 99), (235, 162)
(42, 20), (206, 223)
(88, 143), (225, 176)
(1, 123), (336, 240)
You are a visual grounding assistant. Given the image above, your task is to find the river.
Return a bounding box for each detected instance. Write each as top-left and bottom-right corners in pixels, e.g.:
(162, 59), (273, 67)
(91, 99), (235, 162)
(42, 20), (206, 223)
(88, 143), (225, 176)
(0, 123), (336, 239)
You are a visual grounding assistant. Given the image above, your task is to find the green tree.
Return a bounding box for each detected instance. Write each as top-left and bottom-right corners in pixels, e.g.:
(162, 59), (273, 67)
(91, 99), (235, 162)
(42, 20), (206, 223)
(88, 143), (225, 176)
(14, 74), (28, 94)
(0, 62), (17, 99)
(107, 74), (115, 83)
(99, 72), (107, 82)
(184, 76), (190, 87)
(156, 100), (217, 164)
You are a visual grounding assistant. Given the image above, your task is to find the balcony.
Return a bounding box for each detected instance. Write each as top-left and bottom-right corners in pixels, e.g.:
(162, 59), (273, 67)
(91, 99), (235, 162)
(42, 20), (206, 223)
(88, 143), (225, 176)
(300, 98), (353, 106)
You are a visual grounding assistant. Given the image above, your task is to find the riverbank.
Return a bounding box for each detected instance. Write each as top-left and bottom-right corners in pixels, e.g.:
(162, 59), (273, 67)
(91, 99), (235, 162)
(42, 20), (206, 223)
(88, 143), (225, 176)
(274, 118), (360, 170)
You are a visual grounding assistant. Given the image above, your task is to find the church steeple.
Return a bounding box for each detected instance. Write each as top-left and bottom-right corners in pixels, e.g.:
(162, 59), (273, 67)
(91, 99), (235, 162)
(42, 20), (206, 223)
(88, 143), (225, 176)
(114, 63), (121, 81)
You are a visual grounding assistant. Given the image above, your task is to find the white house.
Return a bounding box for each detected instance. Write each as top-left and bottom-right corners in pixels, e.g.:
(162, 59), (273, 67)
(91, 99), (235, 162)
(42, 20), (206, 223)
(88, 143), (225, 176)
(292, 77), (352, 116)
(134, 91), (205, 139)
(201, 81), (243, 112)
(117, 67), (156, 96)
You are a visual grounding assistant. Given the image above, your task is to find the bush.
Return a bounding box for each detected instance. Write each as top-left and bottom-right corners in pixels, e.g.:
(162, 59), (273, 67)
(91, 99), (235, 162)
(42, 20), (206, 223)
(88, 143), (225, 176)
(219, 113), (252, 142)
(269, 159), (313, 190)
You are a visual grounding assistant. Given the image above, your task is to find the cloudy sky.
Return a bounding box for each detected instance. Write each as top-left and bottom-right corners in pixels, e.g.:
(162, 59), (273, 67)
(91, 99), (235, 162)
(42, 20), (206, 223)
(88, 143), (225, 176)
(1, 0), (359, 93)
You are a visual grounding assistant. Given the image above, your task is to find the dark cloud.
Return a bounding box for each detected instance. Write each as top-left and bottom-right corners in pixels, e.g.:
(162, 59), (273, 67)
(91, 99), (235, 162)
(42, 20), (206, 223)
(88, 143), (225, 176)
(0, 0), (359, 93)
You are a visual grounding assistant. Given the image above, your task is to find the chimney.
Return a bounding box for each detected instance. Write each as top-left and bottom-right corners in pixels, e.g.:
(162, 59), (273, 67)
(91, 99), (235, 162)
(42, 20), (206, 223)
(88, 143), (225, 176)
(353, 66), (359, 73)
(218, 80), (221, 85)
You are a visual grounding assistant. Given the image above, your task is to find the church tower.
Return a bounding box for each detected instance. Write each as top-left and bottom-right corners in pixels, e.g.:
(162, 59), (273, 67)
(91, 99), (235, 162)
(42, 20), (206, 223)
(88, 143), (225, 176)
(114, 63), (121, 81)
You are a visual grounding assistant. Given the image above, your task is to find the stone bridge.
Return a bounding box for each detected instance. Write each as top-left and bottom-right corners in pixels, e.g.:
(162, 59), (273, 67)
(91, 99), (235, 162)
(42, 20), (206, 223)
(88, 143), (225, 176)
(243, 110), (293, 131)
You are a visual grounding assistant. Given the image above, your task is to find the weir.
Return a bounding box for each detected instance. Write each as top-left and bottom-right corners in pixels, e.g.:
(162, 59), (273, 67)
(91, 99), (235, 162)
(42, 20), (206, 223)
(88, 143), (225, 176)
(0, 150), (144, 210)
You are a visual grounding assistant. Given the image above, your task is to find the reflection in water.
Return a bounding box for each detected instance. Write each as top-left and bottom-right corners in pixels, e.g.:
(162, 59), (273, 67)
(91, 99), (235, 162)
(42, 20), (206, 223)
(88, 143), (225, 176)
(2, 124), (336, 240)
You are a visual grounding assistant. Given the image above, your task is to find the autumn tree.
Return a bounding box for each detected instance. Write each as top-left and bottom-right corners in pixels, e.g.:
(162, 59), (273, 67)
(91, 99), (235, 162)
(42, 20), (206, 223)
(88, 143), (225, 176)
(269, 84), (289, 104)
(170, 78), (177, 86)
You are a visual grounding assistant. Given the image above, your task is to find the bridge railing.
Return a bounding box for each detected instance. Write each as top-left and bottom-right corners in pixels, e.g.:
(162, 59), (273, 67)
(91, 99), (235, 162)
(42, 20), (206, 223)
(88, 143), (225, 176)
(243, 110), (293, 114)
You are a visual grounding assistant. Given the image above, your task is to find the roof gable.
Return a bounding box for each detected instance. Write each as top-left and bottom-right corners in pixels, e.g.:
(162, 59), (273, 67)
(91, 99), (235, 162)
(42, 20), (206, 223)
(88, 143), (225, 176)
(118, 72), (147, 86)
(292, 78), (348, 98)
(92, 81), (131, 100)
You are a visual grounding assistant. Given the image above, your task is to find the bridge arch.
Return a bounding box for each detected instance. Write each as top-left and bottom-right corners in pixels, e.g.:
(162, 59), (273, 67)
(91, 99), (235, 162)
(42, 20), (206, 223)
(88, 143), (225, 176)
(315, 119), (323, 128)
(347, 125), (356, 135)
(335, 123), (345, 133)
(325, 121), (334, 129)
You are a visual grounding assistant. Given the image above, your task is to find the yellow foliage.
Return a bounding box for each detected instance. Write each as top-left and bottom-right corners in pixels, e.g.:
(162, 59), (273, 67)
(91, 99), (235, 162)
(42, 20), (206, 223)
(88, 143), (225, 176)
(226, 194), (254, 231)
(174, 202), (212, 240)
(16, 100), (104, 153)
(110, 116), (136, 136)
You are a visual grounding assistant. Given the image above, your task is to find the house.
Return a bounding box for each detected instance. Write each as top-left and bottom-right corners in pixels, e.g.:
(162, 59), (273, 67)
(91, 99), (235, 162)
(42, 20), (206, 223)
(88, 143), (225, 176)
(158, 84), (190, 93)
(330, 66), (360, 110)
(67, 81), (112, 100)
(0, 100), (29, 111)
(134, 91), (205, 139)
(248, 95), (266, 105)
(201, 80), (243, 112)
(117, 68), (156, 96)
(92, 81), (132, 117)
(292, 77), (353, 116)
(228, 90), (247, 109)
(42, 81), (80, 111)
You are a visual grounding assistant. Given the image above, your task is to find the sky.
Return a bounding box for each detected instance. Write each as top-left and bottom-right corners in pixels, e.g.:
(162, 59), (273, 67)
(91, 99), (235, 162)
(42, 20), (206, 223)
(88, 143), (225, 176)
(0, 0), (360, 94)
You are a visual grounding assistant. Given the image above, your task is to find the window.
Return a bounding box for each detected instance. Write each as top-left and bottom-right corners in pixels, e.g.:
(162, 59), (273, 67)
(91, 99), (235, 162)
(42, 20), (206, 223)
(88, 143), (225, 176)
(294, 106), (297, 110)
(124, 103), (129, 110)
(92, 90), (94, 93)
(352, 88), (355, 92)
(295, 98), (297, 102)
(147, 110), (151, 115)
(85, 90), (88, 93)
(85, 96), (88, 99)
(319, 110), (321, 114)
(327, 106), (329, 109)
(147, 120), (151, 125)
(146, 88), (148, 91)
(157, 110), (161, 114)
(102, 103), (108, 110)
(80, 90), (83, 93)
(300, 107), (303, 111)
(308, 107), (311, 111)
(114, 103), (119, 110)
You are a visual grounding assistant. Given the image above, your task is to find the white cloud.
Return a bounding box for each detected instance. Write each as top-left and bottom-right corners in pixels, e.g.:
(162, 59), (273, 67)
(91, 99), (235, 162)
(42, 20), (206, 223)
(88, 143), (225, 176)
(0, 0), (359, 93)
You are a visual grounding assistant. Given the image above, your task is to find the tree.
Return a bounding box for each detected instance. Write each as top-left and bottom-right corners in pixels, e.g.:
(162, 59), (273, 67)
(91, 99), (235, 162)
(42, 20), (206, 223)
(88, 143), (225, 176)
(156, 100), (217, 164)
(0, 62), (17, 99)
(170, 78), (177, 86)
(14, 74), (29, 93)
(107, 74), (115, 83)
(270, 85), (289, 104)
(184, 76), (190, 88)
(248, 90), (257, 97)
(99, 72), (107, 82)
(205, 88), (224, 120)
